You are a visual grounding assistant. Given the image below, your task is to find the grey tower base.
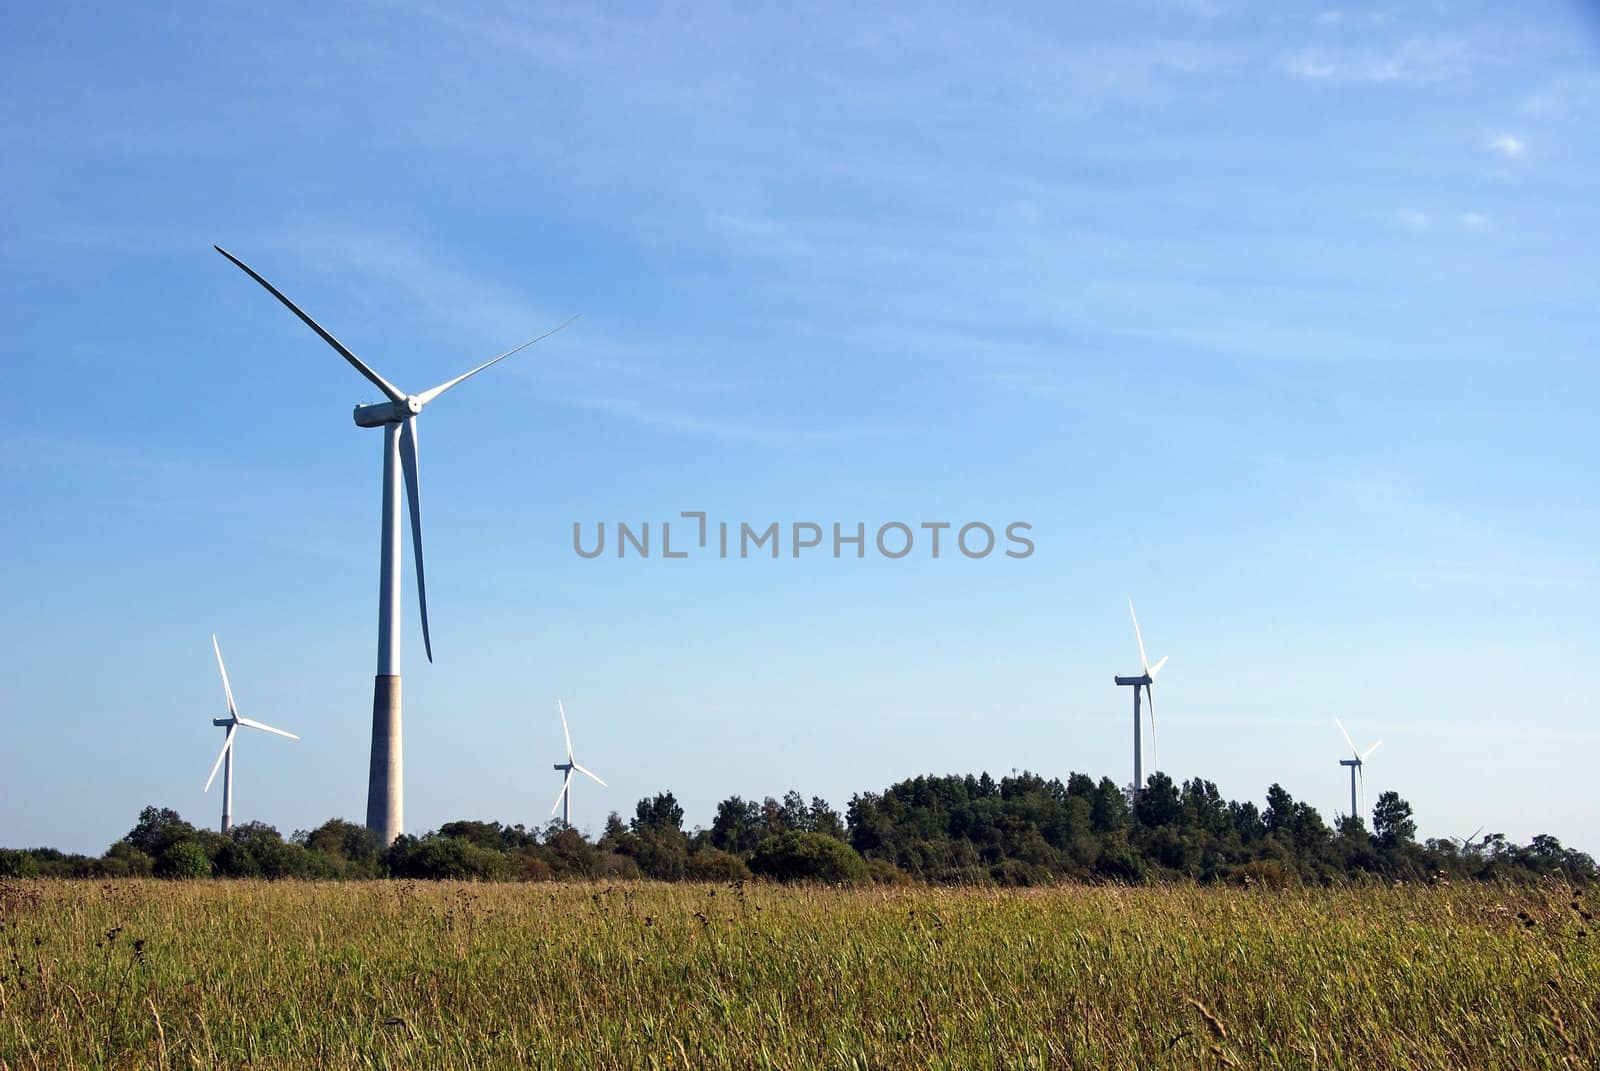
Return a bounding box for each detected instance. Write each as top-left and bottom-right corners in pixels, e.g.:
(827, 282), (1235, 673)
(366, 674), (403, 845)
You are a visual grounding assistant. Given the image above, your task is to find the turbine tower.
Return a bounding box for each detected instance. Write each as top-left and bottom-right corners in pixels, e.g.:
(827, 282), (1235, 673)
(204, 635), (299, 834)
(1335, 718), (1382, 820)
(1113, 598), (1168, 797)
(551, 700), (606, 828)
(216, 246), (575, 845)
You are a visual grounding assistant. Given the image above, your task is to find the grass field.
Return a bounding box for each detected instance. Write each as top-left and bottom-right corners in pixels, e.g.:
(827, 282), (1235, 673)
(1, 878), (1594, 1069)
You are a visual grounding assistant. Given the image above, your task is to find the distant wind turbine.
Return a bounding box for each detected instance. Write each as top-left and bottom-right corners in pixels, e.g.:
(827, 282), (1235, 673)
(551, 700), (606, 828)
(1114, 599), (1168, 796)
(1335, 718), (1382, 820)
(215, 246), (576, 845)
(204, 635), (299, 834)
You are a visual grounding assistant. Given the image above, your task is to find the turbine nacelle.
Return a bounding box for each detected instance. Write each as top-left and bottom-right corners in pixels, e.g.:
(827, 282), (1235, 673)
(353, 398), (422, 427)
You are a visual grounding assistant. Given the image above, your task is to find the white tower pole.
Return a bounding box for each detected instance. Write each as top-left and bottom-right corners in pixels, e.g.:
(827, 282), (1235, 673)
(367, 422), (405, 845)
(1132, 686), (1143, 796)
(222, 742), (233, 834)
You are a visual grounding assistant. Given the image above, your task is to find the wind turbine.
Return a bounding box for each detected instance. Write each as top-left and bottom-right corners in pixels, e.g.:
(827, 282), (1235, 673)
(215, 246), (575, 845)
(204, 635), (299, 834)
(1335, 719), (1382, 820)
(1113, 598), (1168, 796)
(551, 700), (606, 828)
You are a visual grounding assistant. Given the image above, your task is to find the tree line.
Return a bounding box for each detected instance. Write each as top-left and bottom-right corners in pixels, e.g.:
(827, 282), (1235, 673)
(3, 771), (1593, 886)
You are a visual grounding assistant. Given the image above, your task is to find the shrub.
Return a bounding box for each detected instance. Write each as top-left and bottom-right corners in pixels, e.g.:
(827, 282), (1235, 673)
(865, 857), (914, 886)
(1237, 859), (1295, 889)
(517, 852), (555, 882)
(596, 853), (643, 880)
(685, 848), (751, 883)
(749, 831), (866, 884)
(0, 849), (39, 878)
(155, 840), (213, 879)
(630, 835), (687, 881)
(97, 842), (155, 878)
(384, 835), (513, 881)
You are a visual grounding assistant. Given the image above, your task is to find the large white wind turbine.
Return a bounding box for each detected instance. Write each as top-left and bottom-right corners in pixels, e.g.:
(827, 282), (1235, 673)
(1113, 598), (1168, 796)
(551, 700), (606, 828)
(216, 246), (576, 845)
(204, 635), (299, 834)
(1335, 718), (1382, 821)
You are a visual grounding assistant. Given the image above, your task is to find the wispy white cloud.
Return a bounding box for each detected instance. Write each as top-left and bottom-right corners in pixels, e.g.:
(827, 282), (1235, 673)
(557, 393), (884, 446)
(1283, 53), (1338, 79)
(1461, 212), (1490, 229)
(1280, 37), (1466, 84)
(1487, 133), (1525, 158)
(1314, 10), (1343, 27)
(1396, 209), (1429, 231)
(1520, 93), (1557, 117)
(261, 226), (567, 351)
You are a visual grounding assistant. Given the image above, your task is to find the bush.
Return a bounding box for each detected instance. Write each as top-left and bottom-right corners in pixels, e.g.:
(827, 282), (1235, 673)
(865, 857), (915, 886)
(517, 852), (555, 882)
(749, 831), (866, 884)
(384, 835), (514, 881)
(596, 853), (643, 880)
(97, 842), (154, 878)
(685, 848), (751, 883)
(630, 835), (687, 882)
(1237, 859), (1295, 889)
(155, 840), (213, 879)
(0, 849), (39, 878)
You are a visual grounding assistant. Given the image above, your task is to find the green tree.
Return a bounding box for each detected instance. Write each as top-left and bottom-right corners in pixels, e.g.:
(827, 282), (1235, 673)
(298, 818), (381, 873)
(126, 806), (196, 858)
(1090, 777), (1128, 833)
(749, 830), (867, 883)
(383, 835), (512, 880)
(98, 841), (155, 877)
(808, 796), (847, 841)
(0, 849), (39, 877)
(710, 796), (763, 854)
(632, 793), (685, 835)
(1134, 773), (1182, 828)
(1372, 791), (1416, 849)
(155, 840), (212, 879)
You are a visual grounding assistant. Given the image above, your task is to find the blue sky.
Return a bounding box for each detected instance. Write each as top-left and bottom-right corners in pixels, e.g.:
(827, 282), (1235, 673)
(3, 1), (1597, 855)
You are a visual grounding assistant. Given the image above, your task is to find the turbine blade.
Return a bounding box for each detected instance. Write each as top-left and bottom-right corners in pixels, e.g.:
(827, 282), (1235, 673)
(1145, 683), (1157, 771)
(413, 314), (581, 407)
(1361, 740), (1383, 761)
(551, 770), (574, 815)
(236, 715), (300, 741)
(1128, 598), (1150, 674)
(398, 416), (432, 663)
(573, 762), (607, 787)
(1335, 718), (1358, 756)
(1147, 654), (1169, 679)
(212, 634), (238, 718)
(214, 246), (406, 404)
(204, 724), (237, 792)
(558, 700), (573, 760)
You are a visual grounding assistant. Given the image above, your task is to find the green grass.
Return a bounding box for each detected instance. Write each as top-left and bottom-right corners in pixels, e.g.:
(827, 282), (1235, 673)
(2, 878), (1594, 1069)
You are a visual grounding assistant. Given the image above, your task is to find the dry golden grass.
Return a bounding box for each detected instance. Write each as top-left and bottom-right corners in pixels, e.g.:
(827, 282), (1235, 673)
(2, 878), (1594, 1069)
